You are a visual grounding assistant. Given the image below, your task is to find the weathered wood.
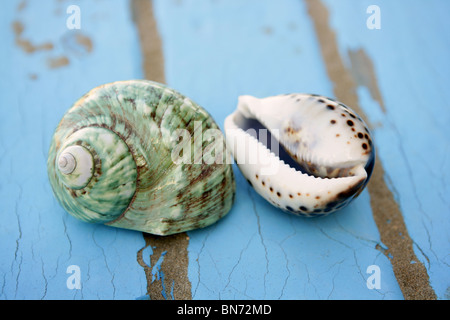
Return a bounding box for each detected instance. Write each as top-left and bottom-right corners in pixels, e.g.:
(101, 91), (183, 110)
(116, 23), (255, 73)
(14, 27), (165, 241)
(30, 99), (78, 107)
(1, 0), (448, 300)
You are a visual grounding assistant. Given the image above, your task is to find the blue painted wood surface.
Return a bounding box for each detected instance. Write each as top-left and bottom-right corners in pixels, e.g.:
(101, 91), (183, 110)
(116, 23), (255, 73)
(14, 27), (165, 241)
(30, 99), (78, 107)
(1, 0), (448, 300)
(1, 0), (147, 299)
(322, 0), (450, 299)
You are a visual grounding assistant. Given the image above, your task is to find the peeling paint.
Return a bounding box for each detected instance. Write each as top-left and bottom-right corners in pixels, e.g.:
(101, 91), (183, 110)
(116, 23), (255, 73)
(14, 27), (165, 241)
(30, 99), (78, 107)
(47, 56), (70, 69)
(137, 234), (191, 300)
(61, 31), (94, 57)
(131, 0), (192, 300)
(348, 48), (386, 113)
(305, 0), (436, 300)
(12, 21), (54, 54)
(12, 0), (92, 71)
(131, 0), (165, 84)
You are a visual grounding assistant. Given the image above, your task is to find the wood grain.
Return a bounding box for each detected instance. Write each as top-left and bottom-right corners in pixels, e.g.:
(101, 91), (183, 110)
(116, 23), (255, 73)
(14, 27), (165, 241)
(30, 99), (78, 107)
(306, 0), (436, 300)
(131, 0), (192, 300)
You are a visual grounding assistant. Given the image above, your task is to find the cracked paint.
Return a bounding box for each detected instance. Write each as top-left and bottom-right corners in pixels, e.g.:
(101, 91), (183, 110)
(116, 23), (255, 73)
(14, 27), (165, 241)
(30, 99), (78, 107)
(1, 0), (447, 301)
(309, 0), (439, 299)
(248, 187), (269, 297)
(151, 0), (404, 299)
(131, 0), (192, 300)
(0, 0), (147, 299)
(11, 0), (94, 72)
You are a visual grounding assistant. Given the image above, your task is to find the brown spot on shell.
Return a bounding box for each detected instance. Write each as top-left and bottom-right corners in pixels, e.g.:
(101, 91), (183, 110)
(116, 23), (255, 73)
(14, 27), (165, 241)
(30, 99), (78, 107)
(332, 177), (365, 203)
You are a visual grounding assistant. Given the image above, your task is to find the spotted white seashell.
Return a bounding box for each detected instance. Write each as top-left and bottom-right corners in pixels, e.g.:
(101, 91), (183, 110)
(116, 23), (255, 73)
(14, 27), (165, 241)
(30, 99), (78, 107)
(224, 93), (375, 216)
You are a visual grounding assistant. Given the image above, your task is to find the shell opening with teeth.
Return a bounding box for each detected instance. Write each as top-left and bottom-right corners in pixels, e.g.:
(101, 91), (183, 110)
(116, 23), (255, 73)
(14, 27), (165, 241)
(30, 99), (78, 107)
(224, 93), (375, 217)
(48, 80), (235, 235)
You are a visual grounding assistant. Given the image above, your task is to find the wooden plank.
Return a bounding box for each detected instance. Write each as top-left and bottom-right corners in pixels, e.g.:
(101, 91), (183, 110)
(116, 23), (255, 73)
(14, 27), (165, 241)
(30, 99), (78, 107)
(322, 0), (449, 300)
(0, 0), (147, 299)
(1, 0), (447, 300)
(151, 0), (403, 299)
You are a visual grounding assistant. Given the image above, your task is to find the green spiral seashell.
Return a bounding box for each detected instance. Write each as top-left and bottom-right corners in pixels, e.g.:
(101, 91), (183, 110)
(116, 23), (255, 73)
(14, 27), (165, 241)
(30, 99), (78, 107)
(47, 80), (235, 235)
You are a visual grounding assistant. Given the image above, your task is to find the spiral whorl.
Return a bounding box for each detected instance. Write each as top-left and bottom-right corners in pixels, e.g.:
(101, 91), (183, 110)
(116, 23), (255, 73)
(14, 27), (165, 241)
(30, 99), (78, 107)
(49, 125), (138, 224)
(57, 145), (94, 188)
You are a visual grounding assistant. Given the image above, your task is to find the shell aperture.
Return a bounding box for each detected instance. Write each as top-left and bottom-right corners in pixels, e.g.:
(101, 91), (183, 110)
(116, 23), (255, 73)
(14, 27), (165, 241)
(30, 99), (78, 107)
(48, 80), (235, 235)
(224, 93), (375, 217)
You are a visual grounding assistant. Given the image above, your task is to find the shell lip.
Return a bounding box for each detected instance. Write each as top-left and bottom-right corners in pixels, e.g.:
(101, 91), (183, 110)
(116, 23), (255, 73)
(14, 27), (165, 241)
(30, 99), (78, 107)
(236, 94), (375, 179)
(226, 109), (370, 181)
(225, 110), (369, 216)
(232, 110), (305, 172)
